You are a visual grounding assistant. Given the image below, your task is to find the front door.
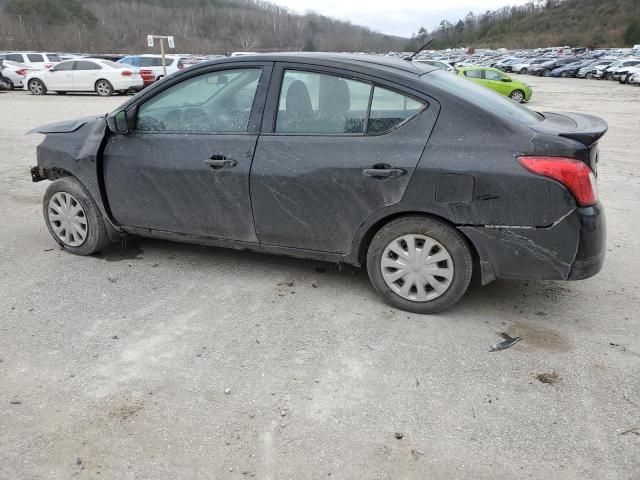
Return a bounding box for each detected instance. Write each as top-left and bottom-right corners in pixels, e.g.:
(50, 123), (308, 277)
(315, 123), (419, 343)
(103, 64), (271, 241)
(482, 69), (511, 96)
(250, 65), (438, 253)
(47, 60), (74, 90)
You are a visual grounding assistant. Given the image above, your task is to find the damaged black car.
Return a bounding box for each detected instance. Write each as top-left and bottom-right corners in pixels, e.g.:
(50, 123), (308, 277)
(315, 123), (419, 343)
(30, 53), (607, 313)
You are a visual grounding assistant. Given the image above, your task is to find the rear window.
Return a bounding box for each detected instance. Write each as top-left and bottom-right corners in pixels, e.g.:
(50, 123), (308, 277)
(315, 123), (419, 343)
(99, 60), (128, 69)
(424, 70), (543, 125)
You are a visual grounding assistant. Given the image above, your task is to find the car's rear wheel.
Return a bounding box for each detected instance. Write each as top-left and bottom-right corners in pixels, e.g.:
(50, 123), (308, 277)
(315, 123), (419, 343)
(586, 72), (594, 79)
(28, 79), (46, 95)
(509, 89), (525, 103)
(520, 68), (527, 74)
(366, 216), (473, 314)
(619, 75), (628, 84)
(43, 177), (110, 255)
(95, 79), (113, 96)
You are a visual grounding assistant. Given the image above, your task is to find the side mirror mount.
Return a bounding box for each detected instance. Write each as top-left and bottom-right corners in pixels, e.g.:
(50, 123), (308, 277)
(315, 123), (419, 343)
(107, 109), (131, 134)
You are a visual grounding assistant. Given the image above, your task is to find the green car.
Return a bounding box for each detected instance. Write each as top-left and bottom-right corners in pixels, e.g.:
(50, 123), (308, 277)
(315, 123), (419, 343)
(457, 67), (532, 103)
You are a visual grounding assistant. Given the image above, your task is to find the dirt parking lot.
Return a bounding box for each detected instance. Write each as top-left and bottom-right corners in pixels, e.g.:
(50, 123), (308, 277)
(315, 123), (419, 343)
(1, 75), (639, 479)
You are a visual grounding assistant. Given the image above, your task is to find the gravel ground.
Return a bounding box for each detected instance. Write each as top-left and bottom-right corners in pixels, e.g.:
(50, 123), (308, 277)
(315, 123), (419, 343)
(1, 76), (639, 479)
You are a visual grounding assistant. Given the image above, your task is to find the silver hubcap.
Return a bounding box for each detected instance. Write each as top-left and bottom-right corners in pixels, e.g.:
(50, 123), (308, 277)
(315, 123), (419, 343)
(511, 91), (524, 102)
(97, 82), (110, 95)
(30, 81), (43, 94)
(48, 192), (88, 247)
(381, 234), (454, 302)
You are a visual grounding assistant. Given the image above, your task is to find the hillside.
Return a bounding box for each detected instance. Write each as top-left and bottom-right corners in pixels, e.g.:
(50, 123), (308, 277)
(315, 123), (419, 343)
(0, 0), (405, 53)
(410, 0), (640, 49)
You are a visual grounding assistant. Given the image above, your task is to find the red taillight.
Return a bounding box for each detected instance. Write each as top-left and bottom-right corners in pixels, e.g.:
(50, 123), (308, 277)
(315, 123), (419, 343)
(178, 63), (184, 70)
(16, 68), (26, 76)
(121, 70), (132, 77)
(44, 63), (52, 68)
(518, 156), (598, 207)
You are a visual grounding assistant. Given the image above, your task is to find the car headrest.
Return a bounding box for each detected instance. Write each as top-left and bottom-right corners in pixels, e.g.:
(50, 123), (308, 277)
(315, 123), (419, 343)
(286, 80), (312, 113)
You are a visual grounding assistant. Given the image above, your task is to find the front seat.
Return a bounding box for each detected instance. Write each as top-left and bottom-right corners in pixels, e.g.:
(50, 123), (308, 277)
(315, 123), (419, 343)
(280, 80), (312, 132)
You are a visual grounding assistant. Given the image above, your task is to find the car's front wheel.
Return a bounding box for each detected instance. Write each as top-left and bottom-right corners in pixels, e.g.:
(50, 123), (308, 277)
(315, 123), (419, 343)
(95, 79), (113, 96)
(509, 89), (525, 103)
(543, 69), (551, 77)
(43, 177), (111, 255)
(28, 79), (46, 95)
(366, 216), (473, 314)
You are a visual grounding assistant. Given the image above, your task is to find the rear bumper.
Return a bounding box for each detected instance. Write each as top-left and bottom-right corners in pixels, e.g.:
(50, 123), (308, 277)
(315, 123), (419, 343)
(568, 203), (606, 279)
(460, 202), (606, 284)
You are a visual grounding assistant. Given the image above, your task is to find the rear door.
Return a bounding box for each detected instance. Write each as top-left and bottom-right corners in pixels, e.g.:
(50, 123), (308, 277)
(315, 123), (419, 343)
(250, 63), (438, 253)
(72, 60), (101, 91)
(103, 63), (272, 241)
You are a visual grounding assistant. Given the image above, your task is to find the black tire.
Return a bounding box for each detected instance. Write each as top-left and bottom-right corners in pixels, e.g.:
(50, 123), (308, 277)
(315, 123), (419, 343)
(520, 68), (527, 74)
(5, 78), (15, 90)
(28, 78), (46, 95)
(509, 89), (526, 103)
(543, 69), (551, 77)
(95, 79), (113, 96)
(56, 91), (67, 95)
(366, 216), (473, 314)
(586, 72), (593, 79)
(43, 177), (111, 255)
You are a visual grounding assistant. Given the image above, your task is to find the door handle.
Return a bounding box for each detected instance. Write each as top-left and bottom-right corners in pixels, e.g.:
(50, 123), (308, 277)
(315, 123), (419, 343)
(363, 167), (406, 178)
(204, 156), (237, 169)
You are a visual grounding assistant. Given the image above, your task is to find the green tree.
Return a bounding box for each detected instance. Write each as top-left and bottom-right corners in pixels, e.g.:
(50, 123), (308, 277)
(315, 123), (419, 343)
(623, 18), (640, 45)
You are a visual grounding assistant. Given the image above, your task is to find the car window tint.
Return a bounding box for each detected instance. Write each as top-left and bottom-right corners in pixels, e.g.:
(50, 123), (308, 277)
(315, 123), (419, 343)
(484, 70), (505, 81)
(74, 61), (100, 70)
(53, 61), (74, 71)
(137, 68), (262, 133)
(276, 70), (371, 134)
(464, 69), (482, 78)
(27, 54), (44, 62)
(6, 54), (24, 62)
(46, 54), (62, 62)
(367, 86), (425, 135)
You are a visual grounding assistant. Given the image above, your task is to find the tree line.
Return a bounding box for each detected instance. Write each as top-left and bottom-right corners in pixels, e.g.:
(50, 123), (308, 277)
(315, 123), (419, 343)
(0, 0), (406, 53)
(408, 0), (640, 50)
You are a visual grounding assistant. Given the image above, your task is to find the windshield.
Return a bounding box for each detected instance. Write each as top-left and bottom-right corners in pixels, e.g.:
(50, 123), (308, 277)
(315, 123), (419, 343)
(422, 70), (543, 125)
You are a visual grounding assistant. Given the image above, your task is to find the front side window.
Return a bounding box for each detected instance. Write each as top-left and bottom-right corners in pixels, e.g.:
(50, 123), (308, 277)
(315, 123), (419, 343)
(137, 68), (262, 133)
(484, 70), (505, 81)
(367, 86), (425, 135)
(27, 54), (44, 62)
(5, 54), (24, 62)
(464, 69), (482, 79)
(276, 70), (372, 134)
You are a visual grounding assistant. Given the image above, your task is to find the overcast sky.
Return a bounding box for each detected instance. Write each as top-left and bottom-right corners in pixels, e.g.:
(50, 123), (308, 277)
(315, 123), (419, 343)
(273, 0), (531, 37)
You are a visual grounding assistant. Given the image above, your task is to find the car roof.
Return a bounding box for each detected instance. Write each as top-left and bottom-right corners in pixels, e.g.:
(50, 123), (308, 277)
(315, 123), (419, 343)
(199, 52), (438, 76)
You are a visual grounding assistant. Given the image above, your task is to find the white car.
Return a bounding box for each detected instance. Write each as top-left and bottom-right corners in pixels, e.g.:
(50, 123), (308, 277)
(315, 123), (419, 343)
(118, 54), (187, 81)
(25, 58), (144, 96)
(413, 59), (456, 73)
(0, 60), (40, 89)
(628, 71), (640, 85)
(0, 52), (62, 68)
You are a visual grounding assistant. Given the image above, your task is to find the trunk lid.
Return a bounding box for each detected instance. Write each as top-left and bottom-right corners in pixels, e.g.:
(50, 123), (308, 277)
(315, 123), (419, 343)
(530, 111), (608, 172)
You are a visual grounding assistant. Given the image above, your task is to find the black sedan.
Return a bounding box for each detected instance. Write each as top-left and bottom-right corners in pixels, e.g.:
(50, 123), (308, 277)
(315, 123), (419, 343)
(29, 53), (607, 313)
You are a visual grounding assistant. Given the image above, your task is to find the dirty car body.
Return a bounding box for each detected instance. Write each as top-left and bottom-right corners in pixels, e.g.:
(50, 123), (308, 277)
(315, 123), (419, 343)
(30, 53), (607, 313)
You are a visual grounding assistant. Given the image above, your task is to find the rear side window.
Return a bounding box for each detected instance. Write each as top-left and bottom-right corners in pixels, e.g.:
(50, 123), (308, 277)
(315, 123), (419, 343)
(46, 54), (62, 62)
(27, 54), (44, 62)
(5, 54), (24, 62)
(367, 86), (425, 135)
(74, 61), (100, 70)
(276, 70), (372, 134)
(464, 69), (482, 78)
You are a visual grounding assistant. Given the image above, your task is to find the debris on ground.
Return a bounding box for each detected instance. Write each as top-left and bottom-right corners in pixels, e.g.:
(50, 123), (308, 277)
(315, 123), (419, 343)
(489, 332), (522, 352)
(394, 432), (403, 439)
(535, 372), (560, 384)
(224, 388), (231, 395)
(620, 427), (640, 436)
